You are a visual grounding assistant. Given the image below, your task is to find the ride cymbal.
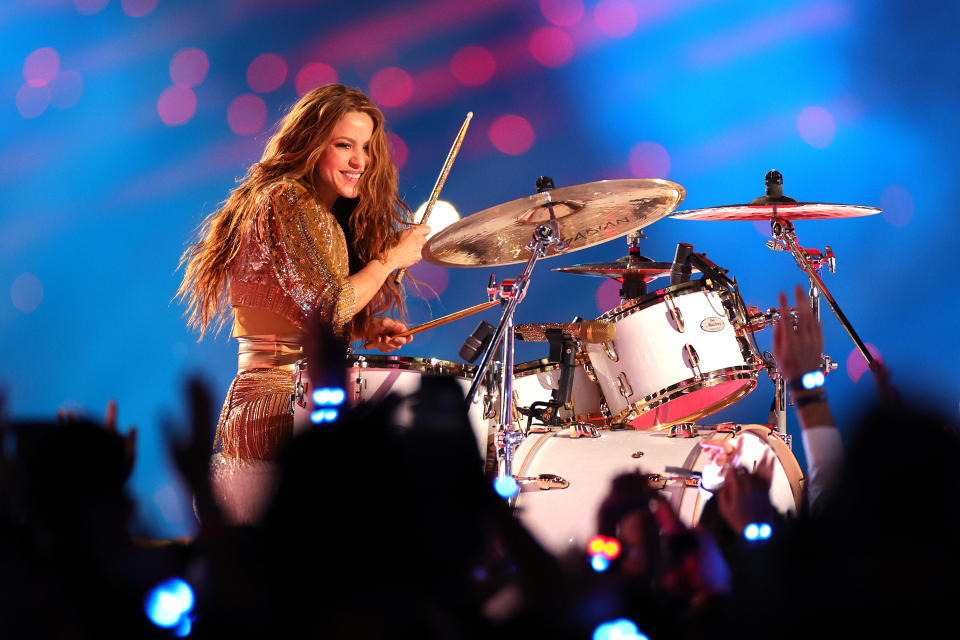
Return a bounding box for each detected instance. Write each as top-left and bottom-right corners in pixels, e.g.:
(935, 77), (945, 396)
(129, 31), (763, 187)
(423, 178), (685, 267)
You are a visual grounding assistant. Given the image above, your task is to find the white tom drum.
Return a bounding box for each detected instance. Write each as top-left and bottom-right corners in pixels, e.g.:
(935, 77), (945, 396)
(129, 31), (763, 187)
(511, 357), (607, 429)
(585, 278), (761, 429)
(513, 425), (803, 555)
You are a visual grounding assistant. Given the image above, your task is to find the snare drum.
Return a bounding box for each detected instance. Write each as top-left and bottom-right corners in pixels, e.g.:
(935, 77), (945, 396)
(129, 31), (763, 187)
(513, 425), (803, 555)
(511, 358), (606, 428)
(293, 355), (491, 460)
(585, 278), (761, 429)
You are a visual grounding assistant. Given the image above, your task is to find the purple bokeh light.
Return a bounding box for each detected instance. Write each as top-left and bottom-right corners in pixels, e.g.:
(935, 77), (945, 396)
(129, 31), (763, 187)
(628, 141), (670, 178)
(369, 67), (414, 107)
(596, 279), (620, 313)
(10, 273), (44, 313)
(797, 106), (836, 149)
(529, 26), (574, 68)
(846, 343), (882, 384)
(407, 261), (449, 299)
(227, 94), (268, 135)
(539, 0), (584, 27)
(16, 85), (51, 119)
(75, 0), (110, 15)
(49, 70), (84, 109)
(121, 0), (158, 18)
(488, 114), (535, 155)
(295, 62), (338, 96)
(24, 48), (60, 88)
(450, 46), (496, 87)
(247, 53), (288, 93)
(170, 48), (209, 88)
(594, 0), (638, 38)
(387, 132), (408, 170)
(157, 85), (197, 126)
(880, 184), (914, 227)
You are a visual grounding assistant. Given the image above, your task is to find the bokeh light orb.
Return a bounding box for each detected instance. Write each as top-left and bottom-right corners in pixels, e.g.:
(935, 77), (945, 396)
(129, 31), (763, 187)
(846, 343), (882, 383)
(170, 48), (209, 88)
(407, 261), (449, 299)
(295, 62), (338, 96)
(386, 131), (408, 169)
(488, 114), (535, 155)
(50, 70), (84, 109)
(450, 46), (496, 86)
(75, 0), (110, 15)
(529, 26), (575, 68)
(596, 279), (620, 312)
(797, 106), (836, 149)
(24, 47), (60, 87)
(414, 199), (460, 240)
(11, 273), (44, 313)
(880, 184), (914, 227)
(227, 94), (267, 136)
(16, 85), (51, 119)
(157, 85), (197, 126)
(594, 0), (639, 38)
(369, 67), (414, 108)
(247, 53), (288, 93)
(539, 0), (584, 26)
(121, 0), (158, 18)
(628, 141), (670, 178)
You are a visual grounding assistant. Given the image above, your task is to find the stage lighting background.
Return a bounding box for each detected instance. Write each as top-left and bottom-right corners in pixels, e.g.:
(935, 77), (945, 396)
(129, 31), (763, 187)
(2, 0), (956, 538)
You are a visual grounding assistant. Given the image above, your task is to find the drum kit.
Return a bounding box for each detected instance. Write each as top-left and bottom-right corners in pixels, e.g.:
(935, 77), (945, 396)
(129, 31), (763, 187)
(297, 166), (881, 554)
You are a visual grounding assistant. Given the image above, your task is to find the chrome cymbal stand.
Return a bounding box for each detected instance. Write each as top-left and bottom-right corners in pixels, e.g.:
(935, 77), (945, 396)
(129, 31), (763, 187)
(466, 189), (568, 501)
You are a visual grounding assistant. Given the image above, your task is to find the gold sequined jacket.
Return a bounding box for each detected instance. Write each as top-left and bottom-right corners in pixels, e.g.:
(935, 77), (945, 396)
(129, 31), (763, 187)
(228, 180), (356, 332)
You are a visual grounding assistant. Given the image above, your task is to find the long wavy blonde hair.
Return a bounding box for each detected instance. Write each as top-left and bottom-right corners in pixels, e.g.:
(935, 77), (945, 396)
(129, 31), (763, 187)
(177, 84), (411, 340)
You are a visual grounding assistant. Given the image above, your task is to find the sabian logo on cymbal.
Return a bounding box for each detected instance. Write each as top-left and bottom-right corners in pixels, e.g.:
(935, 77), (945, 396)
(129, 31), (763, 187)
(562, 216), (634, 245)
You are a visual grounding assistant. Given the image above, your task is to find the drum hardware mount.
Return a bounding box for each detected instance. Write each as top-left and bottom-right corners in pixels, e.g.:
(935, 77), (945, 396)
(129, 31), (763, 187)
(515, 473), (570, 491)
(668, 423), (699, 438)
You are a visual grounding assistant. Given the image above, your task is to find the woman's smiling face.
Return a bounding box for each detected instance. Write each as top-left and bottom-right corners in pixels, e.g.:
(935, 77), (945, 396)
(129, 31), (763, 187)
(314, 110), (373, 209)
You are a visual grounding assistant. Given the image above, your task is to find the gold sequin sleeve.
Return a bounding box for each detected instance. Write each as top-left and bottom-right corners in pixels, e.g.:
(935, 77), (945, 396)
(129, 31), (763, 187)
(258, 182), (356, 331)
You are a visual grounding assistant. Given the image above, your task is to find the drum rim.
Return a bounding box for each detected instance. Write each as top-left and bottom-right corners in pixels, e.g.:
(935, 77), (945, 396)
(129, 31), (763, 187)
(598, 278), (736, 324)
(349, 354), (475, 377)
(513, 354), (591, 376)
(609, 365), (760, 428)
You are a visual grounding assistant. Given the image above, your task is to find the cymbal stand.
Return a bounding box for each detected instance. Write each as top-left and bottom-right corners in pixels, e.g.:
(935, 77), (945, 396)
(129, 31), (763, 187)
(466, 185), (568, 500)
(767, 213), (866, 363)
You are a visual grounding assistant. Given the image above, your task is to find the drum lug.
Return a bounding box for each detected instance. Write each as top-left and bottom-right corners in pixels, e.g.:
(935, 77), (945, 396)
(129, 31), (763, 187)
(616, 372), (634, 400)
(683, 344), (702, 381)
(354, 356), (368, 403)
(600, 398), (612, 419)
(516, 473), (569, 491)
(664, 293), (685, 332)
(715, 422), (741, 435)
(582, 358), (599, 383)
(602, 340), (619, 362)
(668, 423), (699, 438)
(569, 422), (601, 438)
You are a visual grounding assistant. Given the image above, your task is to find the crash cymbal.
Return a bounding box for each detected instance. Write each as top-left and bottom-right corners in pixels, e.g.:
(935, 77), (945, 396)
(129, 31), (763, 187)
(670, 202), (880, 222)
(554, 257), (699, 282)
(423, 179), (686, 267)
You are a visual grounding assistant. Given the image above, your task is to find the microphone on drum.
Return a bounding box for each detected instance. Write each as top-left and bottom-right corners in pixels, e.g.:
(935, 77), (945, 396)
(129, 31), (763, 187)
(670, 242), (694, 285)
(515, 320), (615, 344)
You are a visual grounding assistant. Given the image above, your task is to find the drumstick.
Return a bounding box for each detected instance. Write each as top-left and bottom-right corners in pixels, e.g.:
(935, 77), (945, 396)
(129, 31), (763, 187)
(395, 300), (499, 337)
(394, 111), (473, 285)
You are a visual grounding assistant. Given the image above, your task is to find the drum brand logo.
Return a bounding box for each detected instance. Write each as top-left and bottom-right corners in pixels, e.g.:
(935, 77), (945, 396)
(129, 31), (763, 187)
(562, 216), (635, 246)
(700, 317), (725, 332)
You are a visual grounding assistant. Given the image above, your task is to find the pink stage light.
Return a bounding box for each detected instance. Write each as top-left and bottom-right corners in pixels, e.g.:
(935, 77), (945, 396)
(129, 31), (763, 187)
(596, 279), (620, 313)
(387, 132), (408, 170)
(170, 48), (209, 88)
(450, 46), (496, 86)
(369, 67), (414, 108)
(74, 0), (110, 15)
(407, 261), (449, 299)
(529, 26), (574, 68)
(539, 0), (584, 27)
(594, 0), (639, 38)
(880, 184), (914, 228)
(24, 48), (60, 88)
(10, 273), (44, 313)
(295, 62), (338, 96)
(49, 70), (84, 109)
(846, 344), (882, 384)
(227, 94), (267, 136)
(157, 85), (197, 126)
(16, 84), (51, 119)
(121, 0), (158, 18)
(628, 141), (671, 178)
(797, 106), (836, 149)
(488, 115), (535, 156)
(247, 54), (288, 94)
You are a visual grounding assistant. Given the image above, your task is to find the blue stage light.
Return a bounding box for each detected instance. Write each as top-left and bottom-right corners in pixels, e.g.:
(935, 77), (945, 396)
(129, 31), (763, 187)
(145, 578), (194, 630)
(493, 475), (519, 498)
(744, 522), (772, 541)
(590, 555), (611, 572)
(312, 386), (346, 406)
(801, 370), (825, 390)
(310, 408), (339, 424)
(758, 523), (772, 539)
(174, 617), (192, 637)
(592, 618), (648, 640)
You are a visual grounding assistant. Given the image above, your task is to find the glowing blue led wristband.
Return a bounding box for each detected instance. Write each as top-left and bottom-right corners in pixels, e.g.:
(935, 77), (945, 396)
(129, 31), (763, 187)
(788, 370), (825, 392)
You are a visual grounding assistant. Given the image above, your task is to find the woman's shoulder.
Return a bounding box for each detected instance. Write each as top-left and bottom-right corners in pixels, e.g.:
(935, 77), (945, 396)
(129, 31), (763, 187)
(260, 178), (312, 206)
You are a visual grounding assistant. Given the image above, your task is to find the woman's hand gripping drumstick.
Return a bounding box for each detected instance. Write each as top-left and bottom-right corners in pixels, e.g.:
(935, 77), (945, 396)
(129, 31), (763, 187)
(394, 111), (473, 285)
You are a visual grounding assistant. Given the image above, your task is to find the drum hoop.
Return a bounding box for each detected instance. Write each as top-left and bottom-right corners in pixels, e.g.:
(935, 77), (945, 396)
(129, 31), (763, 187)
(739, 426), (805, 512)
(349, 355), (474, 377)
(609, 366), (759, 427)
(599, 278), (735, 324)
